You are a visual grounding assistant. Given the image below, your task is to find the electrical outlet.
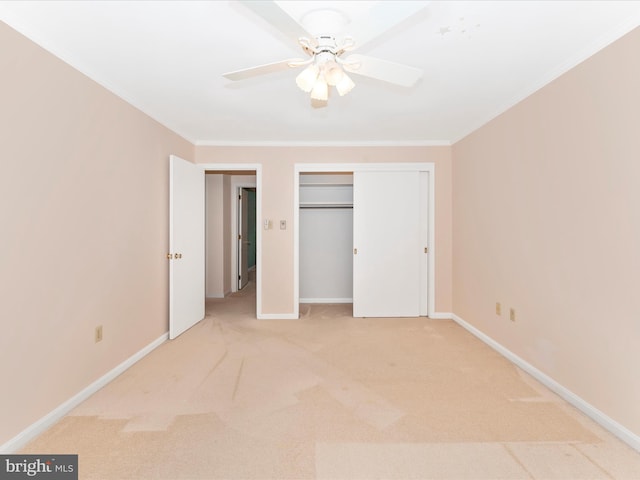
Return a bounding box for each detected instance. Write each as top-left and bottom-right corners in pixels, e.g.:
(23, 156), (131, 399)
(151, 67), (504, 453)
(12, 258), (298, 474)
(95, 325), (103, 343)
(509, 308), (516, 322)
(496, 302), (501, 315)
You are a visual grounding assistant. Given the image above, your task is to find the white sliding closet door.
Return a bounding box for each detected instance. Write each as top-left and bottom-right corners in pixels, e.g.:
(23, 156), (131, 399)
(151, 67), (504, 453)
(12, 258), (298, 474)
(353, 171), (421, 317)
(169, 155), (205, 339)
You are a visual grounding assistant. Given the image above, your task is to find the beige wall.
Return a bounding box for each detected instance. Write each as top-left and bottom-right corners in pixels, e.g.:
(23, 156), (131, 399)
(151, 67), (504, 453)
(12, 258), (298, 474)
(195, 146), (453, 316)
(205, 174), (225, 297)
(0, 21), (194, 446)
(452, 27), (640, 435)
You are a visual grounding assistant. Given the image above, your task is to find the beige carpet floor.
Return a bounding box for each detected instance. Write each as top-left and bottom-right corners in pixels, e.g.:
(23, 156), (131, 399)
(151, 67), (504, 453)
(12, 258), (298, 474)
(21, 282), (640, 479)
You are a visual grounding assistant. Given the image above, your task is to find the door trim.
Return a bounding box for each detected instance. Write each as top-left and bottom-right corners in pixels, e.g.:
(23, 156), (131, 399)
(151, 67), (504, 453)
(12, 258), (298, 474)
(293, 163), (435, 319)
(230, 179), (257, 293)
(199, 163), (263, 318)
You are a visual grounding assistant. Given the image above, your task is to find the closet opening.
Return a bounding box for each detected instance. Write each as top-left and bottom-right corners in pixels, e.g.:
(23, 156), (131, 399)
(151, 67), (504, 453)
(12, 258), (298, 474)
(299, 172), (354, 306)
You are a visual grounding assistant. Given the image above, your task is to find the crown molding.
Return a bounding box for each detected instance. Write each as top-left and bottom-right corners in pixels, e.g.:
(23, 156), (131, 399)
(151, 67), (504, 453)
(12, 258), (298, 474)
(194, 140), (452, 147)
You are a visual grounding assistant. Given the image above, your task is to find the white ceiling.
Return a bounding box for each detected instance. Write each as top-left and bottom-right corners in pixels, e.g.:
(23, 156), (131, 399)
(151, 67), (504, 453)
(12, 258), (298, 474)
(1, 1), (639, 145)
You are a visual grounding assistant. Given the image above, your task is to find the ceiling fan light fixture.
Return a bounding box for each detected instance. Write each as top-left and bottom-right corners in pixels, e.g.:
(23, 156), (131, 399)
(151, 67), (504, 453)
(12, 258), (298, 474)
(310, 76), (329, 101)
(295, 64), (319, 93)
(335, 72), (355, 96)
(323, 60), (344, 86)
(310, 97), (328, 109)
(224, 1), (429, 108)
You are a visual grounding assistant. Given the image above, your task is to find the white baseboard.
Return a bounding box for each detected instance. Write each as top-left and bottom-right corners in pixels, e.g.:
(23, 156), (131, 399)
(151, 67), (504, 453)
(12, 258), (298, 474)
(299, 298), (353, 304)
(428, 312), (453, 320)
(451, 313), (640, 453)
(257, 313), (299, 320)
(0, 333), (169, 454)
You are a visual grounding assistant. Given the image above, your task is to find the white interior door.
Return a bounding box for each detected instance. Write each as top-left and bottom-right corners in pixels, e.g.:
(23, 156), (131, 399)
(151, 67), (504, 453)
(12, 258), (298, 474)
(169, 155), (205, 339)
(238, 188), (249, 290)
(353, 171), (421, 317)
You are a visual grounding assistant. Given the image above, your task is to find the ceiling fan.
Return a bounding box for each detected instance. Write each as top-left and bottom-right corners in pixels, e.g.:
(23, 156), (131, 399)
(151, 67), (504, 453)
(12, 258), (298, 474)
(222, 1), (428, 108)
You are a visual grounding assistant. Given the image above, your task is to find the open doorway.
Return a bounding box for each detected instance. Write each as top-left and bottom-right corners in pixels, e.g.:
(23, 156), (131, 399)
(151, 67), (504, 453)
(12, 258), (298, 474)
(238, 187), (257, 291)
(204, 171), (257, 312)
(169, 157), (263, 339)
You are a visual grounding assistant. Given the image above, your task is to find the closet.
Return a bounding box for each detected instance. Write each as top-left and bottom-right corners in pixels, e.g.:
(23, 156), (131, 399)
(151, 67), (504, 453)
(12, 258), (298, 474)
(297, 166), (430, 318)
(299, 173), (353, 303)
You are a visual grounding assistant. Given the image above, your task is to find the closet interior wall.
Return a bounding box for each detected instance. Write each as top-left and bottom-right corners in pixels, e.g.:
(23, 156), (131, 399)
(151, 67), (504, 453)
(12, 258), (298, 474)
(299, 173), (354, 303)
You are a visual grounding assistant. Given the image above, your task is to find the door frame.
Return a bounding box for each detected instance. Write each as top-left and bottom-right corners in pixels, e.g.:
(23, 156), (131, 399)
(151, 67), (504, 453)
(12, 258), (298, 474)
(230, 178), (257, 293)
(200, 163), (263, 317)
(293, 162), (435, 318)
(238, 187), (249, 291)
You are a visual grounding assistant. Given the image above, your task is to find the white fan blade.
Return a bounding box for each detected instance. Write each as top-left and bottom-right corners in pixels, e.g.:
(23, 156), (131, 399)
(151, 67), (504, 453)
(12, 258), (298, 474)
(347, 1), (430, 49)
(223, 59), (303, 81)
(342, 54), (422, 88)
(239, 0), (311, 44)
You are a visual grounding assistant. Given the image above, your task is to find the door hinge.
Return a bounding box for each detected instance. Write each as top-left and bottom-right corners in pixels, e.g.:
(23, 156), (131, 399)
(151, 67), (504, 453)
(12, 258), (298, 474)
(424, 247), (428, 253)
(238, 275), (241, 280)
(238, 234), (242, 240)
